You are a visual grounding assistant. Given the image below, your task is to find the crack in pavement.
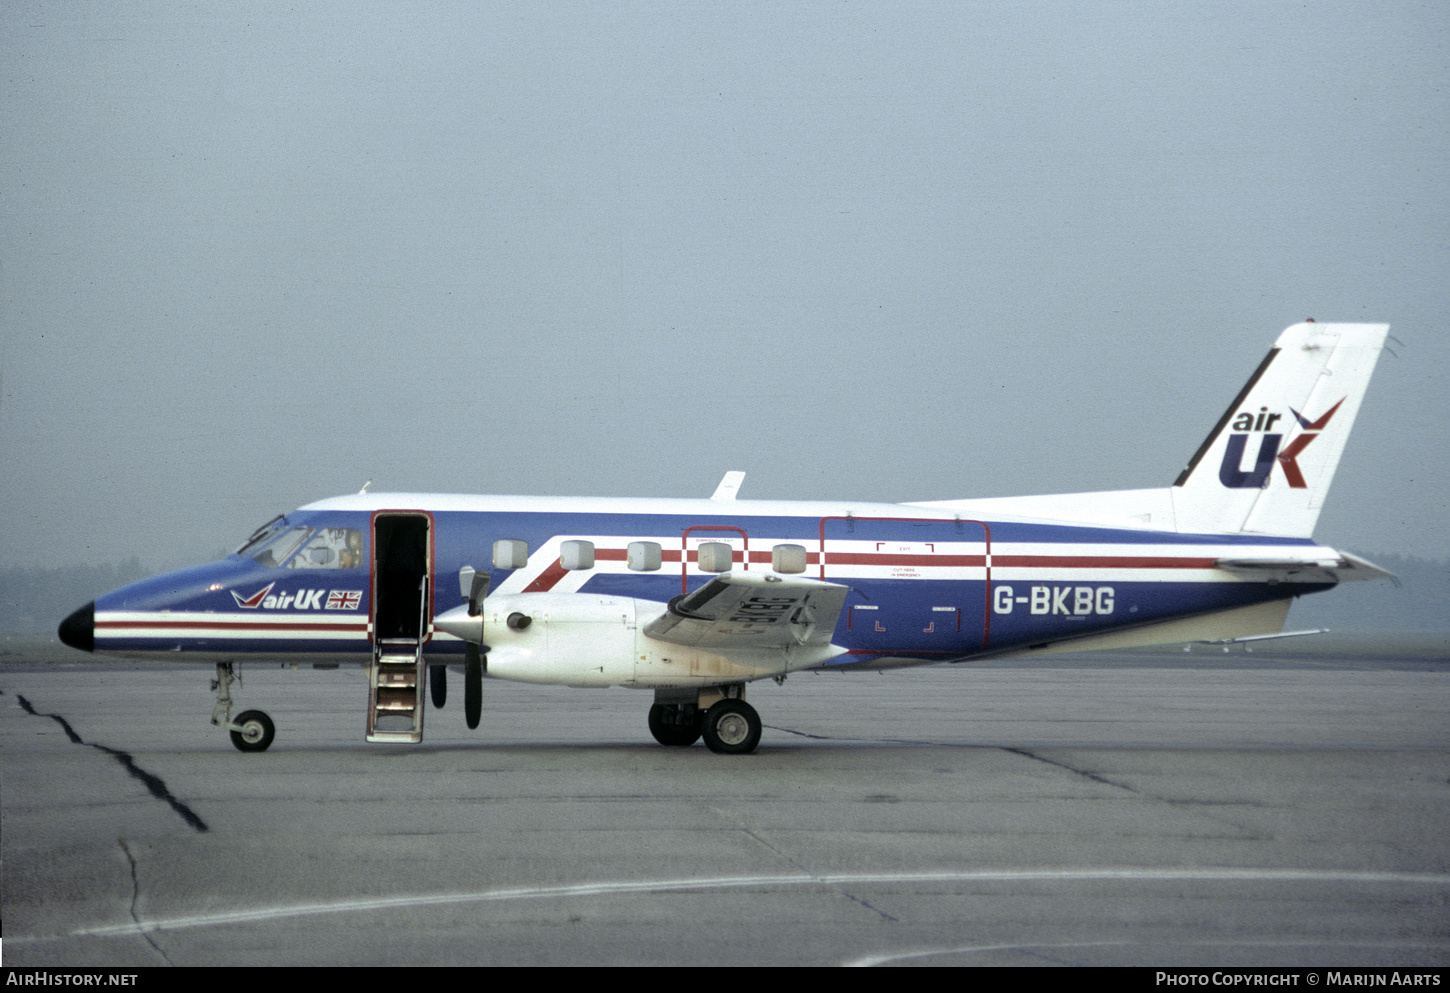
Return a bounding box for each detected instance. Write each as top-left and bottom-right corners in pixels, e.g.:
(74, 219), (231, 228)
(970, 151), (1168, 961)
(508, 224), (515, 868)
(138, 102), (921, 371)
(1002, 747), (1137, 793)
(710, 805), (900, 924)
(118, 838), (174, 966)
(765, 724), (938, 747)
(15, 694), (209, 833)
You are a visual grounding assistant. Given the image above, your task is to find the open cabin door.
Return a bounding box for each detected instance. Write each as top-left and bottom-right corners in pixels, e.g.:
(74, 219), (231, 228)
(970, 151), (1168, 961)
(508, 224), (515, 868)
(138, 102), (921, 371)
(367, 512), (433, 742)
(819, 516), (992, 655)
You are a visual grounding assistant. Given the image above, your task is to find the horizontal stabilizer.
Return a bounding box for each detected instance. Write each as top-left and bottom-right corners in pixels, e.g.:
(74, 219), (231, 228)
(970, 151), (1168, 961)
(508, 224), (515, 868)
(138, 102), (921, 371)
(1198, 628), (1327, 645)
(1215, 549), (1393, 583)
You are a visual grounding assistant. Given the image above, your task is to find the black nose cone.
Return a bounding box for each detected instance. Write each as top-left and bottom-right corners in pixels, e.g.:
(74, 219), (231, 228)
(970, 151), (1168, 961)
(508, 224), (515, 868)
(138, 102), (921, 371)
(59, 602), (95, 653)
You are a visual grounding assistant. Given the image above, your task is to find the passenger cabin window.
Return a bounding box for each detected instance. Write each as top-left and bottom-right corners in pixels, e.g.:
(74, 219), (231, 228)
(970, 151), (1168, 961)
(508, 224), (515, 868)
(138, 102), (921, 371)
(697, 541), (734, 573)
(628, 541), (662, 571)
(771, 543), (808, 574)
(494, 540), (529, 570)
(290, 527), (365, 569)
(560, 540), (595, 570)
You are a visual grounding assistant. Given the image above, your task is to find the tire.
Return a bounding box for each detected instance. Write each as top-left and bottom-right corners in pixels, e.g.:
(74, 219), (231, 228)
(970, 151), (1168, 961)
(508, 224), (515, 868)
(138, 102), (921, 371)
(648, 703), (702, 747)
(230, 710), (275, 752)
(701, 700), (761, 755)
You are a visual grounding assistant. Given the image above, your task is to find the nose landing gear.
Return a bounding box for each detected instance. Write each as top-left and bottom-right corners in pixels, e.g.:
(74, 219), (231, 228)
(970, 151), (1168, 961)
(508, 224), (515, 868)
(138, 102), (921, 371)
(230, 709), (276, 751)
(212, 662), (276, 752)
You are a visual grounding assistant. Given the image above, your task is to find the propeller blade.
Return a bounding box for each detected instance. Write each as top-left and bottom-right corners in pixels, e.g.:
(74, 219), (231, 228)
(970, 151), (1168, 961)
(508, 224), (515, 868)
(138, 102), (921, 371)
(465, 643), (483, 730)
(429, 664), (447, 709)
(455, 564), (488, 729)
(469, 571), (490, 616)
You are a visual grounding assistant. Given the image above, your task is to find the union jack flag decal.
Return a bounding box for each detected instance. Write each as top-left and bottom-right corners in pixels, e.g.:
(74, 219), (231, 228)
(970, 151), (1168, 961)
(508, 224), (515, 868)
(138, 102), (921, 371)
(326, 590), (362, 610)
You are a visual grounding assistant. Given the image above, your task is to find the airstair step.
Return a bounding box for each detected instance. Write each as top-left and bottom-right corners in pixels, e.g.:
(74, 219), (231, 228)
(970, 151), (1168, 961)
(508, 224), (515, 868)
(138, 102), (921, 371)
(367, 642), (426, 743)
(375, 688), (418, 710)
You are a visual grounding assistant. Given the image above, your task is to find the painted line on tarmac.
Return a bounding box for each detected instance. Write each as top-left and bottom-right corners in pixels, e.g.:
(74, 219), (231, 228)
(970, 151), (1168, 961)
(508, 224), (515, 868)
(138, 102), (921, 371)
(43, 867), (1450, 941)
(844, 939), (1450, 968)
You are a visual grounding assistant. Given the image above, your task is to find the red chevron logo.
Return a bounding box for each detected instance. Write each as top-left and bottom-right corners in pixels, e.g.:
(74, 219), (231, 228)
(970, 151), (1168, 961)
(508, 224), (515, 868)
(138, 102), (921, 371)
(230, 583), (276, 609)
(1278, 398), (1346, 488)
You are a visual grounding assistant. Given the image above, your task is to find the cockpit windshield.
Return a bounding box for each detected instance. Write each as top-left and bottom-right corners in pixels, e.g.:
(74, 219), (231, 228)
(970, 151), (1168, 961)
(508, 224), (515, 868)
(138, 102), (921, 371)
(249, 527), (315, 568)
(289, 527), (365, 570)
(236, 517), (365, 569)
(235, 516), (287, 557)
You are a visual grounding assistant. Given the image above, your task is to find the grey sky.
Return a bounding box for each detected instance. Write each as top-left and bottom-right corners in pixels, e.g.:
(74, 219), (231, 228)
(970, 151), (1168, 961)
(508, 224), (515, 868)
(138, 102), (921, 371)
(3, 1), (1446, 570)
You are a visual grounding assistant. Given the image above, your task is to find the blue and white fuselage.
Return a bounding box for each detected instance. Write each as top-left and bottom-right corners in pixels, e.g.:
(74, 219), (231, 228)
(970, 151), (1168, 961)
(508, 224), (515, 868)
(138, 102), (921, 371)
(83, 493), (1341, 668)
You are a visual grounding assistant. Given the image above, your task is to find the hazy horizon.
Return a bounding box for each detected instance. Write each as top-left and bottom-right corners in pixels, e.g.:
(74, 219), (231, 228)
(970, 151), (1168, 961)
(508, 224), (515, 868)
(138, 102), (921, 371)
(4, 2), (1446, 571)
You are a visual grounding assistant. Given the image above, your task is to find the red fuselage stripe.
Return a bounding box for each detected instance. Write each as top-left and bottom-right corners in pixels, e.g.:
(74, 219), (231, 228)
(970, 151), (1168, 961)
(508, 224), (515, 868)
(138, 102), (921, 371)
(98, 620), (368, 633)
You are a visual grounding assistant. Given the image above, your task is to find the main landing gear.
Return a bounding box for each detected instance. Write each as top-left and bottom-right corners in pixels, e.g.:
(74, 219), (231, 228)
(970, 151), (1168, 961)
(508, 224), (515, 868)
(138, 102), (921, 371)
(702, 700), (762, 755)
(649, 686), (762, 754)
(648, 703), (702, 747)
(212, 662), (276, 752)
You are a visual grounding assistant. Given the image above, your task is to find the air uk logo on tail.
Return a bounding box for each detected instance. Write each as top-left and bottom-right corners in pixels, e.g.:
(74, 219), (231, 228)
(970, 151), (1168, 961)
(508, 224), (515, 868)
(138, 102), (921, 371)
(1218, 398), (1346, 489)
(1278, 398), (1346, 488)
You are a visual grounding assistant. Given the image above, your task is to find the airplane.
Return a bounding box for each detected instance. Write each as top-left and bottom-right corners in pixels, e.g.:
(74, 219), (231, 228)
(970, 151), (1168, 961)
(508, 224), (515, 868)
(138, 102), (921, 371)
(57, 321), (1394, 755)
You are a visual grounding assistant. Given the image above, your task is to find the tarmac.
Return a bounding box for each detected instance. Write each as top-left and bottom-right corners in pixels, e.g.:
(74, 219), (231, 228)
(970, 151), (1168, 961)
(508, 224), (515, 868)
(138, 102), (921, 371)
(2, 637), (1447, 967)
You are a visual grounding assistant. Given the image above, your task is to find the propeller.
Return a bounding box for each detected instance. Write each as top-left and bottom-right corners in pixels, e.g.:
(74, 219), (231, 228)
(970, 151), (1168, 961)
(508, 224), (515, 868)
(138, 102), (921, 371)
(458, 565), (490, 730)
(429, 662), (447, 708)
(465, 645), (483, 729)
(461, 565), (491, 615)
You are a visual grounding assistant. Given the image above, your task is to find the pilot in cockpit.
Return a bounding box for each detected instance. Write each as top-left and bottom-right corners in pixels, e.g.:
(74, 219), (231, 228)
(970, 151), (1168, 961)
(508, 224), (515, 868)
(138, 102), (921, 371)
(338, 530), (364, 570)
(289, 527), (364, 570)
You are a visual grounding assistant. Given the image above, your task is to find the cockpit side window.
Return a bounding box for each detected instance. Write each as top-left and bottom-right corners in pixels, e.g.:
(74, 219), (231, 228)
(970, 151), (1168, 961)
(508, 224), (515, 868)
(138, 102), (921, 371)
(250, 527), (315, 568)
(290, 527), (365, 569)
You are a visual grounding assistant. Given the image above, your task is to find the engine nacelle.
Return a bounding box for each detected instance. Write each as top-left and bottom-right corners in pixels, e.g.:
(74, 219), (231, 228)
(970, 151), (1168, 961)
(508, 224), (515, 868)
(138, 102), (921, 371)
(438, 593), (628, 687)
(434, 593), (830, 688)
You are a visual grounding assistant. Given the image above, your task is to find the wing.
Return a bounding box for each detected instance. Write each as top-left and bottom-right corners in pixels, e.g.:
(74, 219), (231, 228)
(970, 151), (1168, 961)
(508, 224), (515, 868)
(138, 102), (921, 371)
(643, 572), (849, 650)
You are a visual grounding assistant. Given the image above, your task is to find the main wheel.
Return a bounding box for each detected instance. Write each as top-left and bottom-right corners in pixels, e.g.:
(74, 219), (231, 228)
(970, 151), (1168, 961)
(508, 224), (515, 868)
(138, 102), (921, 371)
(648, 703), (702, 747)
(230, 709), (275, 752)
(701, 700), (761, 755)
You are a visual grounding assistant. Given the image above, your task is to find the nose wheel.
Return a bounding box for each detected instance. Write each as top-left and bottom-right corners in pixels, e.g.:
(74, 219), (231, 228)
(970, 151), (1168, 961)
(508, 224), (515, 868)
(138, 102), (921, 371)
(229, 710), (276, 752)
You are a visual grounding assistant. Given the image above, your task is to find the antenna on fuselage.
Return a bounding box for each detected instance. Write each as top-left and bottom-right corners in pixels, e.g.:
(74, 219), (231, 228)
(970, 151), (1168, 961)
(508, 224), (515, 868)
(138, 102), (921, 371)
(359, 479), (372, 494)
(710, 471), (746, 501)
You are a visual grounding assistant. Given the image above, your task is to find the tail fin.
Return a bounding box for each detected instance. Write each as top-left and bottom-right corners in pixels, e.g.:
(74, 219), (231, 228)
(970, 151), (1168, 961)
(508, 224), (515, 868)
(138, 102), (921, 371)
(1171, 322), (1388, 537)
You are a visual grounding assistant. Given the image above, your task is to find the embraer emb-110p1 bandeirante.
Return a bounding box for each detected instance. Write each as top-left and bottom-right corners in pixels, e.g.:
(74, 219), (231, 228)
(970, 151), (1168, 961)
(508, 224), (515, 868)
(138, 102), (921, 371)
(59, 322), (1395, 754)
